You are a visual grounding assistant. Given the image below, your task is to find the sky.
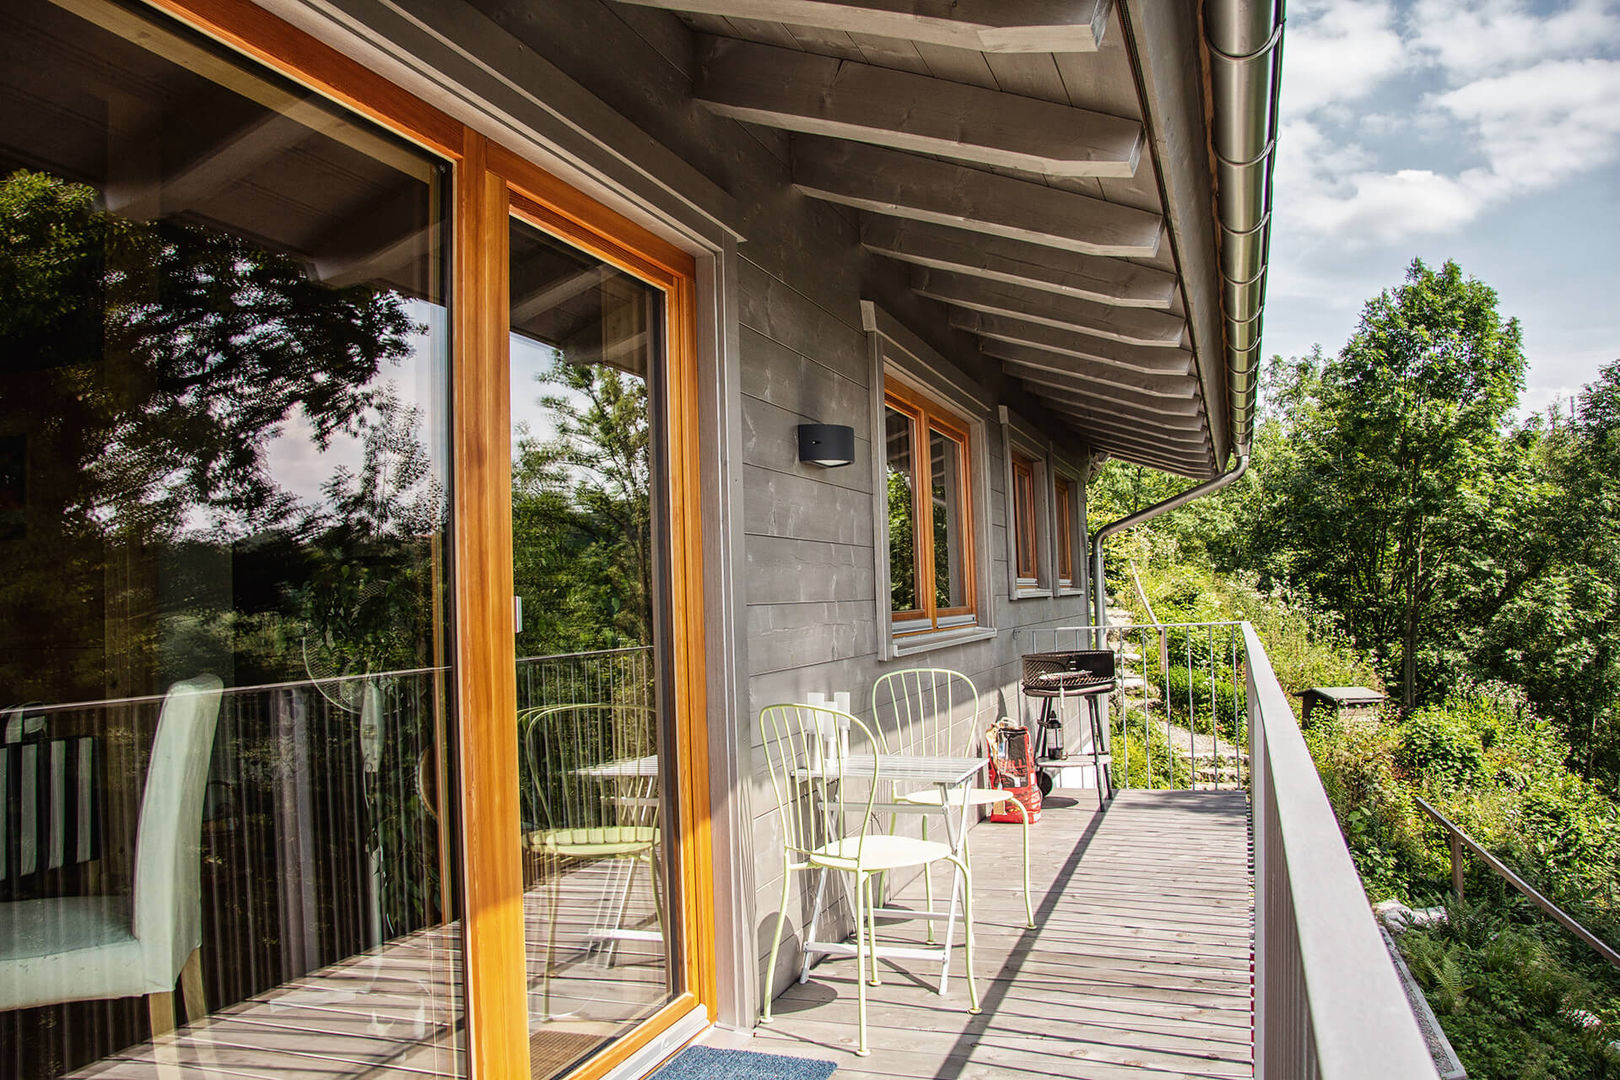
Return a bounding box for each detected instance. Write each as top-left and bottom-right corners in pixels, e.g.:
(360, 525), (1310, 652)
(1264, 0), (1620, 418)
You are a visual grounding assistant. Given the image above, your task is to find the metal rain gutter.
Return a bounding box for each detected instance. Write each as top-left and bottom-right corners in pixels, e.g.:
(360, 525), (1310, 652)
(1206, 0), (1284, 457)
(1089, 454), (1249, 632)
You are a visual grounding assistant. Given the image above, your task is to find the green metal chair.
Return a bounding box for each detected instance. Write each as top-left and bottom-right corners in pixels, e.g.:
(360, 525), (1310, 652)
(758, 702), (979, 1056)
(520, 703), (664, 1018)
(872, 668), (1035, 931)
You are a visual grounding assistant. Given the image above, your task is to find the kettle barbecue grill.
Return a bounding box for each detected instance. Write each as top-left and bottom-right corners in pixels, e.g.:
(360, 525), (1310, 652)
(1021, 650), (1115, 808)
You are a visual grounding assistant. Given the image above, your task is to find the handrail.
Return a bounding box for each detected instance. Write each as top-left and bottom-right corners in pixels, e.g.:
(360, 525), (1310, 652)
(1414, 796), (1620, 970)
(1245, 622), (1440, 1080)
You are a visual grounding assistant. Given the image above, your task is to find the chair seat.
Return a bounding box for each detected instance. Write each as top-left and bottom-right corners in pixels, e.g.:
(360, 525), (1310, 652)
(0, 895), (156, 1009)
(895, 786), (1017, 810)
(525, 825), (658, 857)
(808, 834), (952, 872)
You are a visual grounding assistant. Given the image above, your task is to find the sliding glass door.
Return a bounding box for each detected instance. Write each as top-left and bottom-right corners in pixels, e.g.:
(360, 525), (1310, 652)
(508, 217), (677, 1079)
(0, 0), (462, 1076)
(0, 2), (711, 1079)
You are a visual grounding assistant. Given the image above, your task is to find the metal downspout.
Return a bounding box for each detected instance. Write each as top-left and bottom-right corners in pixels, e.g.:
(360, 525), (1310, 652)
(1089, 455), (1249, 634)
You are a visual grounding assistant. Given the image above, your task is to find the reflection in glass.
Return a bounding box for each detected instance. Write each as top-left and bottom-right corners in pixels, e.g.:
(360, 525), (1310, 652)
(931, 429), (967, 610)
(1013, 458), (1037, 581)
(0, 1), (460, 1076)
(885, 407), (919, 615)
(508, 218), (675, 1079)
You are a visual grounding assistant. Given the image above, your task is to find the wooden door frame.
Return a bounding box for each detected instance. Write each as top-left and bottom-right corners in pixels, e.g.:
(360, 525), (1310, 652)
(135, 2), (716, 1076)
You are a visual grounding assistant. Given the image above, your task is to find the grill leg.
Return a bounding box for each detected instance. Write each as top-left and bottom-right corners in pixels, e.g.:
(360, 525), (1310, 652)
(1087, 694), (1110, 809)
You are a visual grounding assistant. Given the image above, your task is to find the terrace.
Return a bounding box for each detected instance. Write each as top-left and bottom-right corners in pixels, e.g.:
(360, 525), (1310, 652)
(19, 626), (1443, 1080)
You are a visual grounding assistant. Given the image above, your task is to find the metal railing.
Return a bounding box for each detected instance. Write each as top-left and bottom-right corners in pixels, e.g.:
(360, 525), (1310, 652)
(516, 645), (655, 714)
(1245, 623), (1440, 1079)
(1416, 796), (1620, 970)
(1021, 622), (1249, 791)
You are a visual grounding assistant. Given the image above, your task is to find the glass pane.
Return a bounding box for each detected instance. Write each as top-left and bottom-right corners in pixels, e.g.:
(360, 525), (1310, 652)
(509, 217), (675, 1079)
(931, 428), (967, 610)
(1014, 462), (1036, 579)
(1056, 481), (1074, 583)
(0, 1), (461, 1077)
(884, 407), (919, 615)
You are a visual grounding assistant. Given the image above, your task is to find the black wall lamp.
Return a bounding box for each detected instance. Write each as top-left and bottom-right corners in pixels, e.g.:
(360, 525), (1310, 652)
(797, 423), (855, 468)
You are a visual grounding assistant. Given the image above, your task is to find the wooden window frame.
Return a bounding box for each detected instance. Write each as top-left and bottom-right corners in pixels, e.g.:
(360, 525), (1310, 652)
(1054, 475), (1075, 588)
(135, 2), (716, 1077)
(1011, 452), (1039, 585)
(883, 380), (978, 636)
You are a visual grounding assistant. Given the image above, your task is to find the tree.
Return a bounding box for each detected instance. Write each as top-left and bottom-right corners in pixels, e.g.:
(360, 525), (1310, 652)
(511, 352), (653, 656)
(1260, 259), (1526, 709)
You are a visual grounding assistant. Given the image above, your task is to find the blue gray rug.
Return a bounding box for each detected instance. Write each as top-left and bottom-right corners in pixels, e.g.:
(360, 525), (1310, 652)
(649, 1045), (836, 1080)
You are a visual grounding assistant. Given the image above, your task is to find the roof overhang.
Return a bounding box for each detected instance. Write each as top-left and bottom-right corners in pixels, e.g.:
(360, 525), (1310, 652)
(613, 0), (1282, 478)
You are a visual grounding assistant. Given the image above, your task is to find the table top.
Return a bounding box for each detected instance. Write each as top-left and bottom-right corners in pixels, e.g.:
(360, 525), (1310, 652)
(575, 754), (660, 778)
(801, 753), (985, 787)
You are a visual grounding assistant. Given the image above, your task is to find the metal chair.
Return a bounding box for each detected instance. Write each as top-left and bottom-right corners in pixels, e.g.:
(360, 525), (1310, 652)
(872, 668), (1036, 932)
(758, 702), (979, 1056)
(520, 703), (664, 1018)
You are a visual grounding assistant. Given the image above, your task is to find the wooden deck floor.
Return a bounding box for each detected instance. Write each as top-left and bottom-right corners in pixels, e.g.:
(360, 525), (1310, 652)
(705, 788), (1255, 1080)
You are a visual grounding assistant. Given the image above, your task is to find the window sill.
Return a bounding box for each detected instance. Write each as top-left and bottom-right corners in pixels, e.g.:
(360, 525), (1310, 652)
(1058, 587), (1086, 598)
(888, 624), (999, 659)
(1012, 586), (1052, 600)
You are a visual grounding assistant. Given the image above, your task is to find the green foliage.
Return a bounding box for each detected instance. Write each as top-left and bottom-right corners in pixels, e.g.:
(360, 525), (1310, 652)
(511, 353), (653, 656)
(1398, 902), (1620, 1080)
(1400, 708), (1487, 785)
(1253, 259), (1527, 709)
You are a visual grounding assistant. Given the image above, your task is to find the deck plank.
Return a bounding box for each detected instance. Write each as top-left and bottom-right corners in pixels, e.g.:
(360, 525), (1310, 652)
(706, 788), (1255, 1080)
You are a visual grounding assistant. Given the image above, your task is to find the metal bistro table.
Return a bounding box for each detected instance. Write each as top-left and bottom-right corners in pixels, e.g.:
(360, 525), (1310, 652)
(797, 752), (985, 995)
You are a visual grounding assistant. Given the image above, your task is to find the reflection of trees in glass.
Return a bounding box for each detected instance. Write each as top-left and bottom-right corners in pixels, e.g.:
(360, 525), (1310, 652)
(512, 353), (651, 656)
(0, 169), (438, 695)
(888, 466), (916, 613)
(1, 168), (448, 938)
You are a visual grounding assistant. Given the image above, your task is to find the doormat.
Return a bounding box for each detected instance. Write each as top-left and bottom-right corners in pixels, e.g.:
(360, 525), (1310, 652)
(649, 1045), (837, 1080)
(530, 1028), (606, 1080)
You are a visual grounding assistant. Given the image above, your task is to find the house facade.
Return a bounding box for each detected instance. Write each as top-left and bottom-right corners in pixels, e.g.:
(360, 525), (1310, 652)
(0, 1), (1278, 1078)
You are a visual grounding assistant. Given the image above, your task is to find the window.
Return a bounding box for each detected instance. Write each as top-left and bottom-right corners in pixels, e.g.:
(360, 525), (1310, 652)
(884, 383), (977, 634)
(1011, 453), (1039, 586)
(1055, 476), (1077, 588)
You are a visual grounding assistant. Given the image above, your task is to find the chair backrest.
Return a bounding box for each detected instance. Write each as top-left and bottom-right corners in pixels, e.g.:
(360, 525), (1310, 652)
(758, 703), (879, 865)
(131, 674), (224, 984)
(870, 668), (983, 759)
(521, 703), (657, 833)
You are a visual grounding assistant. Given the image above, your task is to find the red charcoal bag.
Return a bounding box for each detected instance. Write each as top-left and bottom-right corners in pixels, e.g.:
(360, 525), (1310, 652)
(984, 722), (1042, 824)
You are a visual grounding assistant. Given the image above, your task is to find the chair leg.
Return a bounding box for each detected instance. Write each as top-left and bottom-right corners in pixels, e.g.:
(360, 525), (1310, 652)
(760, 869), (794, 1024)
(180, 947), (208, 1021)
(1014, 799), (1035, 928)
(936, 857), (962, 996)
(649, 852), (669, 959)
(147, 991), (175, 1037)
(953, 854), (981, 1015)
(854, 871), (869, 1057)
(544, 853), (560, 1019)
(921, 814), (936, 945)
(864, 874), (881, 986)
(799, 868), (829, 984)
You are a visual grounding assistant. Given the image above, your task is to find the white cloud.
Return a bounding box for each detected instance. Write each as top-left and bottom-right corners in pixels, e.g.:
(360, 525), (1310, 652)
(1435, 58), (1620, 193)
(1277, 4), (1620, 246)
(1282, 0), (1410, 115)
(1409, 0), (1620, 81)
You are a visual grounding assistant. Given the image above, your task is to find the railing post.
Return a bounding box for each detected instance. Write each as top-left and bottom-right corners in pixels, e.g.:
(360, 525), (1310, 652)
(1247, 656), (1266, 1079)
(1449, 833), (1464, 903)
